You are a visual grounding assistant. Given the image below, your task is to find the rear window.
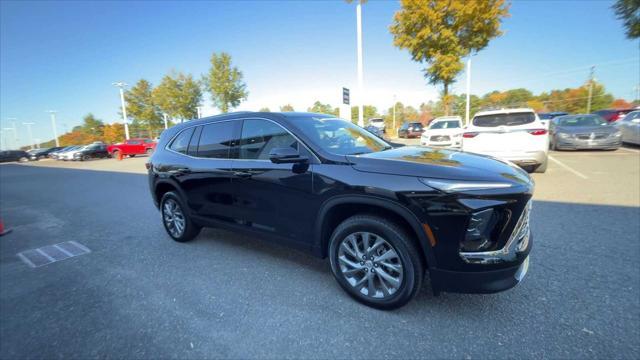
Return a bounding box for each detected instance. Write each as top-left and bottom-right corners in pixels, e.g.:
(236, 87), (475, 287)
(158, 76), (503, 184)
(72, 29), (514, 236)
(473, 112), (535, 127)
(429, 120), (460, 129)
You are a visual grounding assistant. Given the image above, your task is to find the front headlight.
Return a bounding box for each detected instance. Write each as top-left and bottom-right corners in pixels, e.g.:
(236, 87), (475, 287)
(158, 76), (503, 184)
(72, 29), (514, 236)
(420, 178), (514, 192)
(613, 132), (622, 137)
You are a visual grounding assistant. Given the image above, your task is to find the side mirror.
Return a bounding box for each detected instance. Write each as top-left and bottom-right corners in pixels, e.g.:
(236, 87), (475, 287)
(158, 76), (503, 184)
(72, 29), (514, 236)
(269, 147), (308, 164)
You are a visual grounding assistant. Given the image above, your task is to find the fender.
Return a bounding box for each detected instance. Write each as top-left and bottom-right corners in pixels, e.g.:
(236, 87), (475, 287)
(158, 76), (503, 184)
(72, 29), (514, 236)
(152, 178), (190, 211)
(313, 194), (438, 270)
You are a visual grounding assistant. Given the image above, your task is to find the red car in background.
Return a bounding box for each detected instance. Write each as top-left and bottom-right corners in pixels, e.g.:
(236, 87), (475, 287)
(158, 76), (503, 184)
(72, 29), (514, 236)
(592, 108), (636, 123)
(107, 138), (157, 158)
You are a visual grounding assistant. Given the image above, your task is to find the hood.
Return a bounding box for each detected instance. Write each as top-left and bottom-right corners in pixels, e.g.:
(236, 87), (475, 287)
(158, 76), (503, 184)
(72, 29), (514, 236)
(346, 146), (532, 186)
(556, 125), (618, 134)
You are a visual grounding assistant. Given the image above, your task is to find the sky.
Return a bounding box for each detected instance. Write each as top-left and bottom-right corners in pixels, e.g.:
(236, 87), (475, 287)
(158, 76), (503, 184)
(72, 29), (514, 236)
(1, 0), (638, 149)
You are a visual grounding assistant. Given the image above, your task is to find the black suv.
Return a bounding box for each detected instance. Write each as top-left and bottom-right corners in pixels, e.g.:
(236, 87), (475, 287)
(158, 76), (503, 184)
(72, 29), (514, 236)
(148, 112), (533, 309)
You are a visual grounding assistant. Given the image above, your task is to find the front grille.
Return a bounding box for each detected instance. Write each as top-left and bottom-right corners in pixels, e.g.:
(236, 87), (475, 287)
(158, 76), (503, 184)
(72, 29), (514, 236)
(430, 135), (450, 141)
(575, 133), (608, 140)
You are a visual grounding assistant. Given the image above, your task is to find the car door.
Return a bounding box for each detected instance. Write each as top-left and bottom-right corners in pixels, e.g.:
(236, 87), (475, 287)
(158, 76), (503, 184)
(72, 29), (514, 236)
(230, 118), (315, 245)
(176, 121), (240, 223)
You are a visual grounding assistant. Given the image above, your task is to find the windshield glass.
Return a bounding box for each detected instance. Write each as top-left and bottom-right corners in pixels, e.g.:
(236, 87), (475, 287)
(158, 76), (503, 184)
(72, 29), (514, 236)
(473, 112), (535, 127)
(429, 120), (460, 129)
(558, 115), (606, 127)
(291, 117), (390, 155)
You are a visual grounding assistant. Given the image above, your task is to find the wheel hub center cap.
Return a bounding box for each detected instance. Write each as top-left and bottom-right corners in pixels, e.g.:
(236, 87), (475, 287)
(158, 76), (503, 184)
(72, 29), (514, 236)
(365, 260), (373, 269)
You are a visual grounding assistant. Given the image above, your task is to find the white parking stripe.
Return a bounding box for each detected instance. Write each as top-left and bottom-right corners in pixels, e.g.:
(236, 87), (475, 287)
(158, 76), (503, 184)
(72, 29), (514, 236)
(548, 155), (589, 179)
(618, 147), (640, 154)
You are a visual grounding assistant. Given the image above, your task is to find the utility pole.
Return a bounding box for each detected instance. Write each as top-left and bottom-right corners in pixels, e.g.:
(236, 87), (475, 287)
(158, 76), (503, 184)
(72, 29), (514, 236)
(7, 118), (19, 147)
(465, 57), (472, 126)
(163, 113), (169, 130)
(2, 127), (16, 149)
(196, 106), (203, 119)
(46, 111), (60, 147)
(392, 94), (397, 135)
(113, 82), (130, 140)
(356, 2), (364, 127)
(23, 122), (35, 149)
(586, 66), (595, 114)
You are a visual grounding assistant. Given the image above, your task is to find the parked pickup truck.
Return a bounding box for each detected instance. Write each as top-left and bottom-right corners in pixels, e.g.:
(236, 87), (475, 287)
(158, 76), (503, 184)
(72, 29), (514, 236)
(107, 138), (157, 158)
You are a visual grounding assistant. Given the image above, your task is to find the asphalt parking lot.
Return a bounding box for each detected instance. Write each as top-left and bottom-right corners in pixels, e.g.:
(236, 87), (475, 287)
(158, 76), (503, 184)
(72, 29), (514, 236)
(1, 147), (639, 359)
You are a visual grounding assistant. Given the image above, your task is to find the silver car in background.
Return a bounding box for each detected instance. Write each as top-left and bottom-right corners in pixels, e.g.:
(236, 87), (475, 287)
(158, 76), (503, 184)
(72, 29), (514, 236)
(549, 114), (622, 150)
(615, 110), (640, 145)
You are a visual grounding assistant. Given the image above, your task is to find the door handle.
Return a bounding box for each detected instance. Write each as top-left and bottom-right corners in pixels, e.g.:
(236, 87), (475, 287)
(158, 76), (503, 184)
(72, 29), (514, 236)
(233, 171), (252, 178)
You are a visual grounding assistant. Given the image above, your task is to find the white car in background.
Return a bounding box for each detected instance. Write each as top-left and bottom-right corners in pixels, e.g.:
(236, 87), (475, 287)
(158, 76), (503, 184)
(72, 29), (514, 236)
(462, 108), (549, 173)
(420, 116), (463, 148)
(368, 118), (386, 133)
(59, 145), (87, 161)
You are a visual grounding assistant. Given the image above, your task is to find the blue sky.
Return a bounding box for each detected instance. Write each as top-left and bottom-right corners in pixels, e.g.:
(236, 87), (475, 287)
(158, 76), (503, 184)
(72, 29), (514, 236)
(1, 0), (638, 148)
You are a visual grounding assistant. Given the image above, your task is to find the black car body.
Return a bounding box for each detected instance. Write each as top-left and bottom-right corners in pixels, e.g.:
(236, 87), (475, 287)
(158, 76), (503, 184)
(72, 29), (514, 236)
(73, 144), (108, 161)
(28, 147), (64, 160)
(0, 150), (30, 163)
(147, 112), (533, 309)
(550, 114), (622, 150)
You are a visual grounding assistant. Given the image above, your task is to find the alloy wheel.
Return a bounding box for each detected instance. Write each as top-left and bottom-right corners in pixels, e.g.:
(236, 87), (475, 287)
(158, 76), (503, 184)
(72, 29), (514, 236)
(162, 198), (186, 238)
(337, 232), (404, 299)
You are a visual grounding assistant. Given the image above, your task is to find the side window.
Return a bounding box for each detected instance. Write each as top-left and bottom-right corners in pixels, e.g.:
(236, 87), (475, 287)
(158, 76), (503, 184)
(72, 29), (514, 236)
(169, 127), (195, 154)
(239, 119), (297, 160)
(127, 140), (141, 145)
(197, 122), (237, 159)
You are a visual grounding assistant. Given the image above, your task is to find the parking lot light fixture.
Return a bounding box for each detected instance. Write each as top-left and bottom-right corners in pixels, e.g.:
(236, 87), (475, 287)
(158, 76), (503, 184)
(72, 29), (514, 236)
(112, 82), (130, 140)
(23, 122), (35, 149)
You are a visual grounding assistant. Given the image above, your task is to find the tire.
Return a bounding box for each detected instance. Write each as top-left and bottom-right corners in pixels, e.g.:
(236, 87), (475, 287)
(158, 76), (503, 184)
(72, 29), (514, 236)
(160, 191), (201, 242)
(146, 148), (154, 155)
(18, 157), (28, 162)
(128, 154), (136, 158)
(534, 156), (548, 173)
(112, 150), (120, 159)
(82, 155), (90, 161)
(328, 214), (424, 310)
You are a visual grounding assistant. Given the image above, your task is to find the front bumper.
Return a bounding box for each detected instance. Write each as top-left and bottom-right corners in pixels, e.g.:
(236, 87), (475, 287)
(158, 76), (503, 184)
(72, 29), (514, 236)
(421, 138), (461, 148)
(430, 255), (529, 294)
(471, 150), (547, 167)
(556, 137), (621, 150)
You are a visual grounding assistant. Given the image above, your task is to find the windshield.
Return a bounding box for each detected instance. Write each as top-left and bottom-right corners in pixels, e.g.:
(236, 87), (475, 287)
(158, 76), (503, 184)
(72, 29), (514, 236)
(473, 112), (535, 127)
(429, 120), (460, 129)
(558, 115), (606, 127)
(291, 117), (390, 155)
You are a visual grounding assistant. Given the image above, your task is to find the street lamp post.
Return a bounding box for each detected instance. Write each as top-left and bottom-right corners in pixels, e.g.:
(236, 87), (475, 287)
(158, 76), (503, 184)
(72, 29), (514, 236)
(23, 122), (35, 149)
(2, 127), (16, 149)
(392, 94), (397, 134)
(465, 56), (472, 126)
(113, 82), (130, 140)
(356, 2), (364, 127)
(46, 111), (60, 147)
(163, 113), (169, 130)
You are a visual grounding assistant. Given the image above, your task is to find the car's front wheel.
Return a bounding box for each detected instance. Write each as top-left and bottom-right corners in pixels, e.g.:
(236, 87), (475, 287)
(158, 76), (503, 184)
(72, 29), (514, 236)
(329, 214), (424, 310)
(160, 191), (201, 242)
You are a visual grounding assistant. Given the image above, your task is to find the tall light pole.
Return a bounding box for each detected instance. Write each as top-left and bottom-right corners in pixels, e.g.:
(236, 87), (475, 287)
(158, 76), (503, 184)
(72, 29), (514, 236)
(46, 111), (60, 147)
(23, 122), (35, 149)
(163, 113), (169, 130)
(356, 2), (364, 127)
(7, 118), (18, 146)
(113, 82), (130, 140)
(586, 66), (595, 114)
(465, 56), (472, 126)
(196, 106), (203, 119)
(2, 127), (16, 149)
(392, 94), (397, 134)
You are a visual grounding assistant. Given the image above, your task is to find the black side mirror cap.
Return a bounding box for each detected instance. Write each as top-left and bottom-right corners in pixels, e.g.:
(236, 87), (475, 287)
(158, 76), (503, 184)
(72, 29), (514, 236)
(268, 147), (308, 164)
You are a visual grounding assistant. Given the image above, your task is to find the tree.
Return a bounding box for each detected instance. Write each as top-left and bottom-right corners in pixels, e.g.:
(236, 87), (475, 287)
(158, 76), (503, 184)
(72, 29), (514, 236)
(80, 113), (104, 136)
(125, 79), (163, 135)
(259, 107), (271, 112)
(351, 105), (379, 123)
(390, 0), (509, 114)
(308, 101), (339, 116)
(103, 123), (126, 144)
(204, 52), (248, 113)
(280, 104), (295, 112)
(153, 71), (202, 121)
(613, 0), (640, 39)
(611, 98), (634, 108)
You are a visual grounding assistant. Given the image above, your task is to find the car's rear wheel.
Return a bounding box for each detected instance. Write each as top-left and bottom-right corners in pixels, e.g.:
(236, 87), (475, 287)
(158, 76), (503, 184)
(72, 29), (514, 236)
(160, 191), (201, 242)
(146, 148), (154, 155)
(82, 155), (90, 161)
(329, 214), (423, 310)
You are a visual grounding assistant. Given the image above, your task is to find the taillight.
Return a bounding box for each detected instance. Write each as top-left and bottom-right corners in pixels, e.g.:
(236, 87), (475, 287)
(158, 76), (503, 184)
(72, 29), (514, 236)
(528, 129), (547, 135)
(463, 132), (479, 138)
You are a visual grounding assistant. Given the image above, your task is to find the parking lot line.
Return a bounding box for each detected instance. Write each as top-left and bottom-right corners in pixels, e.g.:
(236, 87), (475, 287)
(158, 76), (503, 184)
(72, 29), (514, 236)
(548, 155), (589, 179)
